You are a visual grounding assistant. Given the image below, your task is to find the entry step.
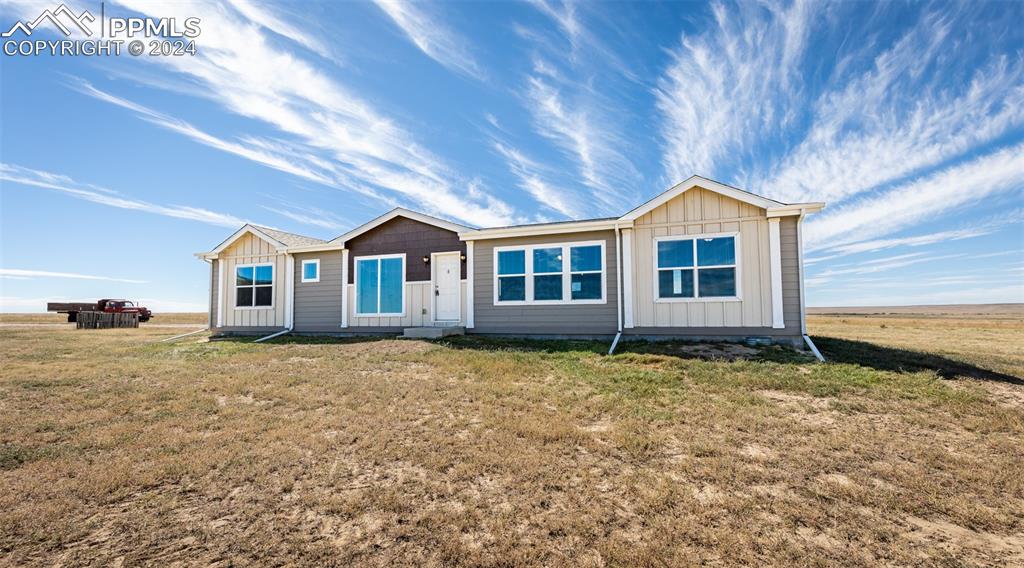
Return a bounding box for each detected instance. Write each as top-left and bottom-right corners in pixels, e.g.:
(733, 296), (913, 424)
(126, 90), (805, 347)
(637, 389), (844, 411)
(402, 326), (465, 339)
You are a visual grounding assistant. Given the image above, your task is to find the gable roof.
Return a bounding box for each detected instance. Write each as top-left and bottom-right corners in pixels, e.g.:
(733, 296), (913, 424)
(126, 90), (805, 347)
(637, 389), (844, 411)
(460, 175), (824, 240)
(329, 207), (474, 246)
(198, 224), (326, 259)
(619, 175), (787, 221)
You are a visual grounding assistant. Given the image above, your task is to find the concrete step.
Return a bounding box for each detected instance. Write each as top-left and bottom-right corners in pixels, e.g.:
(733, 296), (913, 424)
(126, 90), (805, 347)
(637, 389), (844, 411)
(402, 326), (465, 339)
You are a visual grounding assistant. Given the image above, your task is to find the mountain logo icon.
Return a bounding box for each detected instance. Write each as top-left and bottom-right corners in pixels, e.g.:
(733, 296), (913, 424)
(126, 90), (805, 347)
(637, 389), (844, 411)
(2, 4), (95, 38)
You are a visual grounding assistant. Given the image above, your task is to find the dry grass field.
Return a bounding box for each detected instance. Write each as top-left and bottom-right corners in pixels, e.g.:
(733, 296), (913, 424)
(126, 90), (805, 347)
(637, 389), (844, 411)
(1, 309), (1022, 566)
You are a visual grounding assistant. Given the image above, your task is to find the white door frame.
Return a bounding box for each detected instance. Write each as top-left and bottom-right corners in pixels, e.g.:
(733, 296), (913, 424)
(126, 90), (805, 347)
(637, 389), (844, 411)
(431, 251), (462, 324)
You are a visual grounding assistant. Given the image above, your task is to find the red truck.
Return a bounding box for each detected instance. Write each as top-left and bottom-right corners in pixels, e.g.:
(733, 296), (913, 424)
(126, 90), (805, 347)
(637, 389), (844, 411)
(47, 299), (153, 323)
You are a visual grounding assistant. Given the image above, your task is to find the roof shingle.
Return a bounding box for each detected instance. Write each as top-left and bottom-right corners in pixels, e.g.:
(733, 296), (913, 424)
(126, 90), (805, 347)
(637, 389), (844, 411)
(250, 225), (326, 247)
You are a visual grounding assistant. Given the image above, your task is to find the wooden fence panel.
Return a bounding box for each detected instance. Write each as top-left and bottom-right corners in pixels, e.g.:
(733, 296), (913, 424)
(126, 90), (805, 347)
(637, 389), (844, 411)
(75, 312), (139, 329)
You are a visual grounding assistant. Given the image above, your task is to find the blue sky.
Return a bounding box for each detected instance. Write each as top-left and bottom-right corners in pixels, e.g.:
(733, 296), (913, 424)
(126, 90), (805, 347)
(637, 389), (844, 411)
(1, 0), (1022, 312)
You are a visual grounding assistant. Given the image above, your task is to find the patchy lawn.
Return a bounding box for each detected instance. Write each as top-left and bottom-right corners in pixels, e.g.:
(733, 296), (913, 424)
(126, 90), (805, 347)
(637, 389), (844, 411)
(0, 318), (1021, 566)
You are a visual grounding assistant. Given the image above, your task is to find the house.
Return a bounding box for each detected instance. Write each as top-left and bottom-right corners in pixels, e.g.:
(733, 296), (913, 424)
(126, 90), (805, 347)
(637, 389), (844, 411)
(196, 176), (824, 349)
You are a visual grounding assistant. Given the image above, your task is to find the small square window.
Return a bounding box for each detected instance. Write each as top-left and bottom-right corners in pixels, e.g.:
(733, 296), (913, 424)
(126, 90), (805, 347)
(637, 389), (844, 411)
(301, 259), (320, 283)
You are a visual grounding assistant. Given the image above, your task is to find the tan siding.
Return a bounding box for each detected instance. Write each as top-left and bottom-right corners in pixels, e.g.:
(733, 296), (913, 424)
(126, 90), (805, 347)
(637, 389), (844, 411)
(631, 186), (777, 329)
(216, 233), (287, 328)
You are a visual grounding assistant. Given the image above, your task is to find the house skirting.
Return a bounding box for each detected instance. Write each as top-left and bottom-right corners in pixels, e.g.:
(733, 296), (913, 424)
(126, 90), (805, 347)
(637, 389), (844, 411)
(212, 326), (804, 348)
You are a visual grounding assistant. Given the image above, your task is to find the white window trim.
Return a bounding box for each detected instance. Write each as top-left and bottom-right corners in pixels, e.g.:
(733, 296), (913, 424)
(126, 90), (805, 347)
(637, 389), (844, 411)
(652, 232), (742, 303)
(300, 259), (320, 283)
(353, 253), (406, 317)
(234, 262), (275, 310)
(492, 240), (607, 306)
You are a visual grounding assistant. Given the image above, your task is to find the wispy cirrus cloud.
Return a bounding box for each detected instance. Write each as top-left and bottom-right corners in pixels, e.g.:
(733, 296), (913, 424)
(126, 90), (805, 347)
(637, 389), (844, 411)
(0, 164), (249, 228)
(260, 204), (349, 233)
(803, 142), (1024, 251)
(805, 252), (967, 287)
(0, 269), (147, 284)
(492, 141), (580, 219)
(810, 208), (1024, 257)
(224, 0), (338, 62)
(655, 2), (1023, 202)
(74, 81), (345, 190)
(762, 13), (1024, 204)
(372, 0), (484, 80)
(509, 1), (645, 217)
(656, 0), (1024, 284)
(85, 0), (517, 227)
(528, 0), (582, 50)
(525, 76), (623, 210)
(519, 64), (641, 213)
(656, 0), (818, 182)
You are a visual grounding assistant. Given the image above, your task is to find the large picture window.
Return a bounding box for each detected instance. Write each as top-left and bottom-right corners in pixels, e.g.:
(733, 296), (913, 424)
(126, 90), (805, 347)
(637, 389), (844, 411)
(236, 263), (273, 308)
(494, 241), (606, 305)
(355, 254), (405, 316)
(655, 234), (738, 301)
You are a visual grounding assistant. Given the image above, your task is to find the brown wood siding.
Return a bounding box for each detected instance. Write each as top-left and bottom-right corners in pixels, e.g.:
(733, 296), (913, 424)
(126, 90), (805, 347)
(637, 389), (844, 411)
(346, 217), (465, 283)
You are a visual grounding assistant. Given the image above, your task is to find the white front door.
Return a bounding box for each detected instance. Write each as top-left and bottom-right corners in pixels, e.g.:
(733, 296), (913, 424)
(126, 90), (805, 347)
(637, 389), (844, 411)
(433, 253), (461, 322)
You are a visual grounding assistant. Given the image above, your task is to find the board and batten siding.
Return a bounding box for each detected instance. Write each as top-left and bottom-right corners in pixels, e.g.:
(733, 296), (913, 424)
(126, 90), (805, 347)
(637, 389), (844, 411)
(628, 187), (800, 336)
(213, 233), (288, 329)
(292, 251), (344, 333)
(472, 230), (619, 335)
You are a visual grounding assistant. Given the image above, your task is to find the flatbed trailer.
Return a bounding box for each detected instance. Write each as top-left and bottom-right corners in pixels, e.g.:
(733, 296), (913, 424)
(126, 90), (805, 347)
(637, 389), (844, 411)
(47, 303), (100, 322)
(47, 300), (153, 323)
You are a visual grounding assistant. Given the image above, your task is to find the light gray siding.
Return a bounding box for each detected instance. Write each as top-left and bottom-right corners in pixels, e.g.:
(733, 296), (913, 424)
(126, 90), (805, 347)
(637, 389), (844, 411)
(293, 251), (344, 333)
(209, 259), (218, 328)
(472, 230), (619, 335)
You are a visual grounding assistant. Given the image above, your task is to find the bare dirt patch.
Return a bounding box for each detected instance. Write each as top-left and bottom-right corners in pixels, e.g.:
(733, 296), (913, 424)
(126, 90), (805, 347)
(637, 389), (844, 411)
(904, 516), (1024, 565)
